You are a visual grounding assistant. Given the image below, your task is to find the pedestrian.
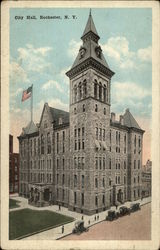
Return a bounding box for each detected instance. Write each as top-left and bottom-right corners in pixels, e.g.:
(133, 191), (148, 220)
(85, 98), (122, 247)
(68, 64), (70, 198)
(94, 215), (96, 221)
(88, 220), (90, 225)
(62, 225), (64, 234)
(115, 204), (118, 210)
(97, 215), (99, 220)
(81, 215), (84, 220)
(59, 204), (61, 211)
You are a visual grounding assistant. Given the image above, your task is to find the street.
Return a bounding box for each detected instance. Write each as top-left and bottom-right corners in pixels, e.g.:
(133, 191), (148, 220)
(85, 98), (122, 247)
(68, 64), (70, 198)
(61, 203), (151, 240)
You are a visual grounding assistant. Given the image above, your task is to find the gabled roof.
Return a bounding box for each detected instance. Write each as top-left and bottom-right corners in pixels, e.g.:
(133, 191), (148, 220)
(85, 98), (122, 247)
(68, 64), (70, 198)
(49, 106), (69, 126)
(21, 120), (38, 136)
(81, 11), (99, 38)
(123, 109), (141, 130)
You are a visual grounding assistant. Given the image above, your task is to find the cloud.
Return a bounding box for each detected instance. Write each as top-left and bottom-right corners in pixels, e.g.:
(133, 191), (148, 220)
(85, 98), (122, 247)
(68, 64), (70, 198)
(137, 46), (152, 62)
(111, 81), (151, 117)
(10, 62), (30, 84)
(41, 80), (64, 93)
(17, 44), (53, 73)
(68, 39), (82, 59)
(102, 36), (151, 69)
(112, 81), (151, 102)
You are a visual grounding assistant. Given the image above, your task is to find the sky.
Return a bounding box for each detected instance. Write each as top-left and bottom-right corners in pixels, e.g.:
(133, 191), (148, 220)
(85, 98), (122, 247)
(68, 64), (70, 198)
(9, 8), (152, 164)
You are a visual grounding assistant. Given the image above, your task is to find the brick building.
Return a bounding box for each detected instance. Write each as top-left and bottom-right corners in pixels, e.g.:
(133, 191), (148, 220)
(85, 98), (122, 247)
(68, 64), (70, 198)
(141, 160), (152, 198)
(9, 134), (19, 193)
(18, 12), (144, 214)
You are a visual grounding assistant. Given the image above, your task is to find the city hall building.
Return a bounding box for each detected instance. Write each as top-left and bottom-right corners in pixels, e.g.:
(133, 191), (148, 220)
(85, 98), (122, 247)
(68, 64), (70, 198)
(18, 12), (144, 215)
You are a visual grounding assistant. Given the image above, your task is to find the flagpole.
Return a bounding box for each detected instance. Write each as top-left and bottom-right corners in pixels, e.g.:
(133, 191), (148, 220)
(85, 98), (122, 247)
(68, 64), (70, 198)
(31, 84), (33, 122)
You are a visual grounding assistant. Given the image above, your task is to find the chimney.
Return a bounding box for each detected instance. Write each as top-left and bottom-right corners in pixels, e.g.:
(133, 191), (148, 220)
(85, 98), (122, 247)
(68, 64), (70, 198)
(111, 112), (115, 123)
(119, 115), (124, 125)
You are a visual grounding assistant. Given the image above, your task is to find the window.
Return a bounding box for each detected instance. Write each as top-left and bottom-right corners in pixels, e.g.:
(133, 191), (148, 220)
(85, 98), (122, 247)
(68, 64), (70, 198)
(74, 128), (77, 137)
(134, 160), (136, 169)
(102, 194), (105, 205)
(74, 86), (77, 102)
(57, 158), (59, 169)
(75, 140), (77, 150)
(103, 85), (106, 103)
(62, 174), (65, 185)
(83, 80), (87, 97)
(63, 158), (65, 170)
(78, 128), (80, 137)
(124, 176), (126, 184)
(82, 157), (85, 169)
(109, 159), (111, 169)
(57, 174), (59, 184)
(82, 139), (85, 150)
(95, 178), (98, 188)
(99, 128), (102, 140)
(118, 176), (120, 184)
(99, 158), (102, 170)
(63, 131), (65, 141)
(81, 193), (84, 206)
(138, 175), (139, 183)
(103, 129), (105, 141)
(95, 157), (98, 169)
(74, 107), (77, 114)
(57, 133), (59, 154)
(74, 192), (77, 204)
(78, 139), (81, 150)
(124, 161), (126, 169)
(82, 175), (84, 188)
(99, 83), (102, 100)
(138, 160), (140, 169)
(78, 157), (81, 168)
(103, 178), (105, 188)
(134, 177), (136, 183)
(95, 104), (98, 112)
(41, 135), (44, 154)
(57, 189), (59, 199)
(82, 127), (85, 137)
(74, 157), (77, 168)
(74, 175), (77, 187)
(124, 135), (126, 153)
(104, 108), (106, 115)
(95, 195), (98, 206)
(103, 157), (105, 169)
(79, 83), (82, 100)
(47, 133), (51, 154)
(94, 80), (98, 98)
(62, 189), (65, 200)
(109, 178), (112, 186)
(83, 104), (85, 112)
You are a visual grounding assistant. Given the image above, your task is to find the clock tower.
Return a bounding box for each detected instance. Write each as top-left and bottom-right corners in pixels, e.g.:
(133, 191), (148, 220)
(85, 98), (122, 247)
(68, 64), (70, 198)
(66, 11), (115, 214)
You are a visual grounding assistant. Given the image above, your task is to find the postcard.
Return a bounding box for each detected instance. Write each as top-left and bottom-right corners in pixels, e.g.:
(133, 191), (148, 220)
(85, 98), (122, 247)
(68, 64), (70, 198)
(1, 1), (160, 250)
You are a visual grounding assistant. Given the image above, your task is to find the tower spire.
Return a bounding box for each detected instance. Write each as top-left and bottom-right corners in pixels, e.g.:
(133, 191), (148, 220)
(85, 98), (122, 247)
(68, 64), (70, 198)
(89, 8), (91, 16)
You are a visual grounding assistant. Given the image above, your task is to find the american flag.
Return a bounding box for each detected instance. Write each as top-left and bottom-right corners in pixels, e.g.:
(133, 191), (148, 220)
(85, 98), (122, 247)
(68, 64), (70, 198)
(21, 86), (32, 102)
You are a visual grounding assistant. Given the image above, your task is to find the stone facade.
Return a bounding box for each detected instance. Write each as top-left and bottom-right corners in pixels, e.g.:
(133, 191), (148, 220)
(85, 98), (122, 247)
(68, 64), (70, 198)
(18, 12), (144, 214)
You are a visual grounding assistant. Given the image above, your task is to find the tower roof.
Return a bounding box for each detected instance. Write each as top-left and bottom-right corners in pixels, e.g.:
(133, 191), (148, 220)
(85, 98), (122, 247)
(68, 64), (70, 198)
(81, 10), (99, 38)
(66, 11), (114, 79)
(123, 109), (142, 130)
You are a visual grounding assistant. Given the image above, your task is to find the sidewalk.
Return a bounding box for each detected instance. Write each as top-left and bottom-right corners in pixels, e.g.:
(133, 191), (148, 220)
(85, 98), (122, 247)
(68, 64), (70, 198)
(10, 195), (151, 240)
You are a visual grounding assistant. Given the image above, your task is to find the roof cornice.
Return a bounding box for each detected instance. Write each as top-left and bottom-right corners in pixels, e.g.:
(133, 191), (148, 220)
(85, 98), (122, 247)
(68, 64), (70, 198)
(66, 57), (115, 79)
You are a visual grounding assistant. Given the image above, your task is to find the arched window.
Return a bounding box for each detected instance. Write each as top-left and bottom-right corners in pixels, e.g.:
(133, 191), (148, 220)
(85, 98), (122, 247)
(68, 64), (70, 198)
(83, 80), (87, 97)
(103, 85), (106, 102)
(47, 132), (51, 154)
(94, 80), (98, 98)
(99, 82), (102, 100)
(79, 82), (82, 100)
(74, 86), (77, 103)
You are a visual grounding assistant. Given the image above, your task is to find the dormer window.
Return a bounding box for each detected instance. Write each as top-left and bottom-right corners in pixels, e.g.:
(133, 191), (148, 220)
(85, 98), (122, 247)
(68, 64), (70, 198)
(95, 46), (102, 59)
(79, 47), (86, 59)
